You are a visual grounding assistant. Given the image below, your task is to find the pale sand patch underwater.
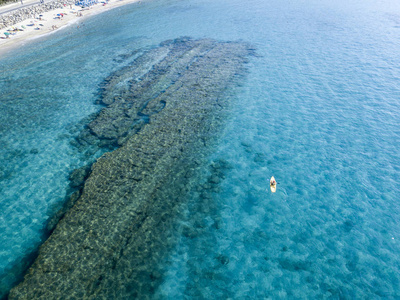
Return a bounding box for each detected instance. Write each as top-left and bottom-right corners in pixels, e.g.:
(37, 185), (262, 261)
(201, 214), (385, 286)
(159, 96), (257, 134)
(0, 0), (141, 57)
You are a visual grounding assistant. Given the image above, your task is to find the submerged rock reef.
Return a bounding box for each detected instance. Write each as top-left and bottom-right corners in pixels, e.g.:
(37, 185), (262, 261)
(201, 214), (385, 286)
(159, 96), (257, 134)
(9, 37), (252, 299)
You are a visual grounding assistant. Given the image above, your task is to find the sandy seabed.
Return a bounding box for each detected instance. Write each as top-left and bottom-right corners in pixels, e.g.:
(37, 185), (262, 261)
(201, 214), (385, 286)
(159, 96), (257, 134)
(0, 0), (140, 56)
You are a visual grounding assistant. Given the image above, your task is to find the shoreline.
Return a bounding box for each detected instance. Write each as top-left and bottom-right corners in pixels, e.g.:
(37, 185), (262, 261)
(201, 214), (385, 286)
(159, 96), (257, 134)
(0, 0), (141, 57)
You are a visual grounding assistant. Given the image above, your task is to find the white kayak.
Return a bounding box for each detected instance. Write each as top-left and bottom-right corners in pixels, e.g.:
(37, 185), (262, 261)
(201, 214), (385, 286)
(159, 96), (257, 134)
(270, 176), (277, 193)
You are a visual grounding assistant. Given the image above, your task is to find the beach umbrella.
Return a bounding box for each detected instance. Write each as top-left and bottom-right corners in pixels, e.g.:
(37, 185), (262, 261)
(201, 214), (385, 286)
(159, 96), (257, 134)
(4, 32), (10, 36)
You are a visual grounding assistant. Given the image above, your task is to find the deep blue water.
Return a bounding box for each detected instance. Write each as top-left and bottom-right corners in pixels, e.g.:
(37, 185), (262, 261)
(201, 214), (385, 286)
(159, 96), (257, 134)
(1, 0), (400, 297)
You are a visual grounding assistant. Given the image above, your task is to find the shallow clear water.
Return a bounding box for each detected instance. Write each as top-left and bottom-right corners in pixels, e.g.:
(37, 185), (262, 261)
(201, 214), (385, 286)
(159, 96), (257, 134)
(1, 0), (400, 297)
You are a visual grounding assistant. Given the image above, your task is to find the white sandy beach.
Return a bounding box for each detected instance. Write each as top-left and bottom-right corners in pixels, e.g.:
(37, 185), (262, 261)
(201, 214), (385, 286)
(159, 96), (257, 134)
(0, 0), (140, 56)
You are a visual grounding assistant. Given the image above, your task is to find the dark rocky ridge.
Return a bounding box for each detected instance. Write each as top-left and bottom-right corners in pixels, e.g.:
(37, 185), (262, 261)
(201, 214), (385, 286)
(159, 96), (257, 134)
(9, 37), (252, 299)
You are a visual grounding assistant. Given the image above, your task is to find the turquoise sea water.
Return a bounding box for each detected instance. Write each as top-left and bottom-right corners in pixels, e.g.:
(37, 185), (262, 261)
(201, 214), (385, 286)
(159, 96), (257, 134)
(1, 0), (400, 297)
